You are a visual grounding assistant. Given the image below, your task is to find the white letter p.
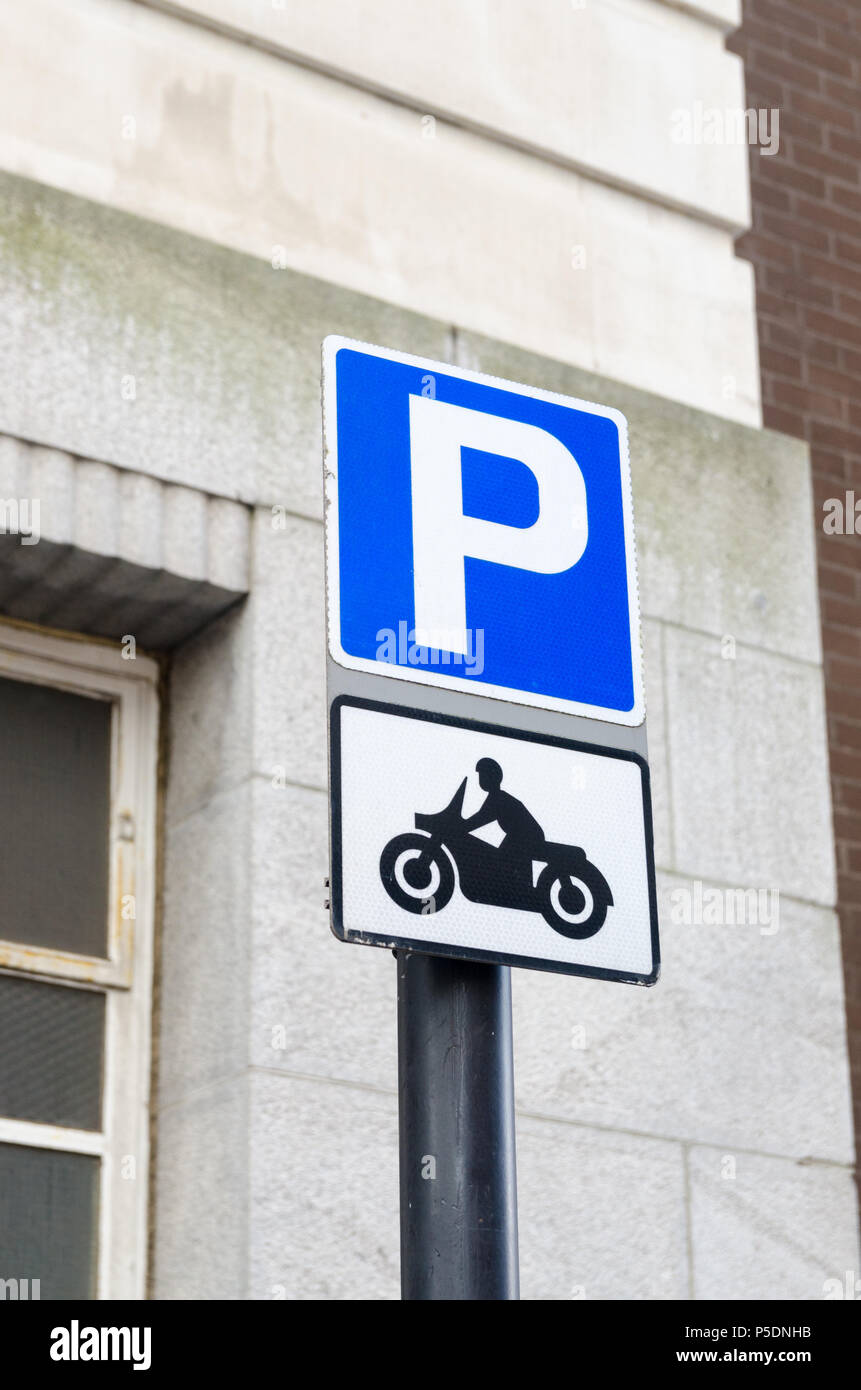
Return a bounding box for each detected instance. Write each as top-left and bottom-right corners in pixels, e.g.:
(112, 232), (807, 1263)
(409, 395), (587, 653)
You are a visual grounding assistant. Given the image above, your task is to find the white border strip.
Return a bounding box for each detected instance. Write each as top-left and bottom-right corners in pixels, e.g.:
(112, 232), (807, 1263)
(0, 1117), (105, 1157)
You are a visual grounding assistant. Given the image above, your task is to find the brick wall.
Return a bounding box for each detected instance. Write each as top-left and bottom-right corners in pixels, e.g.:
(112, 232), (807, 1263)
(730, 0), (861, 1183)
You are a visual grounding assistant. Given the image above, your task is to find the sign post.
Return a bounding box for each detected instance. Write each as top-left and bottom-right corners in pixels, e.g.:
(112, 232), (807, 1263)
(397, 952), (519, 1300)
(322, 337), (658, 1299)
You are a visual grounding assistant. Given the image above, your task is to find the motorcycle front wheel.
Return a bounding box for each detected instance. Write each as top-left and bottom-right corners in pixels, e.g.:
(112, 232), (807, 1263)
(537, 861), (609, 939)
(379, 833), (455, 915)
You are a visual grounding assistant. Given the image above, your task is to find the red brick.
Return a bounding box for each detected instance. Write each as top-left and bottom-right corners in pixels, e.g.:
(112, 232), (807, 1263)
(834, 780), (861, 814)
(815, 475), (848, 512)
(737, 230), (794, 268)
(750, 43), (826, 91)
(785, 89), (857, 132)
(817, 453), (856, 492)
(825, 591), (861, 626)
(831, 185), (861, 219)
(827, 626), (861, 661)
(792, 138), (858, 183)
(760, 345), (804, 379)
(821, 22), (861, 61)
(839, 875), (861, 905)
(762, 320), (804, 353)
(763, 265), (835, 307)
(824, 74), (861, 107)
(820, 563), (859, 600)
(750, 0), (820, 40)
(800, 0), (853, 31)
(813, 447), (853, 483)
(840, 346), (861, 375)
(731, 15), (790, 55)
(773, 378), (845, 420)
(790, 100), (856, 136)
(826, 676), (861, 720)
(761, 208), (831, 251)
(780, 110), (826, 147)
(803, 254), (861, 296)
(806, 309), (861, 350)
(762, 404), (806, 437)
(811, 421), (861, 455)
(826, 653), (861, 689)
(811, 395), (849, 424)
(795, 197), (861, 241)
(835, 237), (861, 266)
(833, 720), (861, 755)
(808, 361), (861, 395)
(773, 162), (828, 199)
(829, 129), (861, 163)
(743, 71), (788, 109)
(788, 35), (855, 79)
(751, 176), (794, 213)
(757, 290), (803, 325)
(834, 810), (861, 844)
(837, 291), (861, 320)
(806, 334), (840, 365)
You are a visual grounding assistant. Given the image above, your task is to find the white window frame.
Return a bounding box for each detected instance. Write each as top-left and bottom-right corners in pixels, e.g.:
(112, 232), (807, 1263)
(0, 619), (159, 1300)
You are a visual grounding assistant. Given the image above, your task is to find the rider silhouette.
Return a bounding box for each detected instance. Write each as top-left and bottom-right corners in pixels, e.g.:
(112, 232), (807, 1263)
(461, 758), (545, 893)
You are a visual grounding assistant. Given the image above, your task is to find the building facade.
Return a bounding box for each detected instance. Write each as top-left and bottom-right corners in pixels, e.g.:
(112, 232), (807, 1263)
(0, 0), (857, 1299)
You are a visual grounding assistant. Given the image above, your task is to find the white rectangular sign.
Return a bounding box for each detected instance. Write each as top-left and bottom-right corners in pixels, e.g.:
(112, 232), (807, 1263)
(330, 697), (659, 984)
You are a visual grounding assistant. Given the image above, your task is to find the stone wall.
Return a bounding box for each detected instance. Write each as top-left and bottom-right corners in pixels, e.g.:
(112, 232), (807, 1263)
(0, 171), (852, 1297)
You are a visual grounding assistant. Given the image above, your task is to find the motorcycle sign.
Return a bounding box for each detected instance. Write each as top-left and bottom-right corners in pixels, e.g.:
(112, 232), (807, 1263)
(380, 767), (614, 939)
(330, 697), (659, 984)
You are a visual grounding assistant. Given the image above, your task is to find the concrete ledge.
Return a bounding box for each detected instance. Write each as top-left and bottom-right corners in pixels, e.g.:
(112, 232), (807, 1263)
(143, 0), (749, 228)
(0, 8), (759, 424)
(0, 433), (250, 647)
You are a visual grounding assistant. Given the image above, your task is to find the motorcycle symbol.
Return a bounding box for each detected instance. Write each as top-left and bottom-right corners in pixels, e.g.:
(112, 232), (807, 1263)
(379, 762), (613, 940)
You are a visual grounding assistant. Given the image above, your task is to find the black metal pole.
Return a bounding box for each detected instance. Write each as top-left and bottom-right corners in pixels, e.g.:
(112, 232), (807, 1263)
(396, 950), (519, 1300)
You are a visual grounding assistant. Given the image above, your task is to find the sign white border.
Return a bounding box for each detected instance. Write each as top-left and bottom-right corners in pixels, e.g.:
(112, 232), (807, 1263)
(323, 335), (645, 726)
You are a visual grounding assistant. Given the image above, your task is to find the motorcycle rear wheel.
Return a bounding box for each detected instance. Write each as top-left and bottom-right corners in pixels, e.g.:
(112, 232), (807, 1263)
(537, 862), (609, 939)
(379, 833), (455, 916)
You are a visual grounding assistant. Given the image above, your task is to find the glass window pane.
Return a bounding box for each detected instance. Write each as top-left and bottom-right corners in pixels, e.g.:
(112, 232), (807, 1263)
(0, 1143), (99, 1299)
(0, 675), (111, 958)
(0, 975), (104, 1131)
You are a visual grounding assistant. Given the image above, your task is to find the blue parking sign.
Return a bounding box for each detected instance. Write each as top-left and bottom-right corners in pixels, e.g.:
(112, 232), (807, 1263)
(323, 337), (644, 725)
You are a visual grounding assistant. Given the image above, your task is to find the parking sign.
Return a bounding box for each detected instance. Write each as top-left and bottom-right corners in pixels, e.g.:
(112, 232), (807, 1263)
(323, 337), (658, 984)
(323, 337), (644, 725)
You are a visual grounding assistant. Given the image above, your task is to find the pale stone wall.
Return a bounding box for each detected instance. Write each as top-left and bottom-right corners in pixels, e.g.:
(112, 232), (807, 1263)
(0, 172), (853, 1299)
(0, 0), (760, 425)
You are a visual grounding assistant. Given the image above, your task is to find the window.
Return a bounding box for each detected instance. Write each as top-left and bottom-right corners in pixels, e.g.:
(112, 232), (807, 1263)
(0, 621), (158, 1299)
